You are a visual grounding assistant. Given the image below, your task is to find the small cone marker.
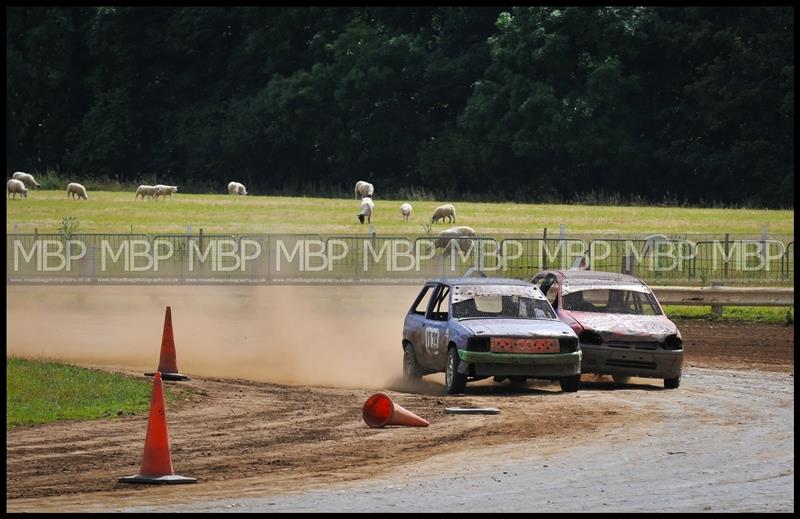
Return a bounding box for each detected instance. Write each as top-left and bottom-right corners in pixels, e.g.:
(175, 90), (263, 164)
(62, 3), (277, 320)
(119, 372), (196, 484)
(362, 393), (429, 428)
(145, 306), (189, 381)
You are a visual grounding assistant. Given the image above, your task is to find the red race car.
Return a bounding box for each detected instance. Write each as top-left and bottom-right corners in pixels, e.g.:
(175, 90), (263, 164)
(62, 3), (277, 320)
(532, 269), (683, 389)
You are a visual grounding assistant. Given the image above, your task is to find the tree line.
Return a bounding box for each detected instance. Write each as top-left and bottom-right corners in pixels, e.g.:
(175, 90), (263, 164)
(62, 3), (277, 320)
(6, 6), (794, 207)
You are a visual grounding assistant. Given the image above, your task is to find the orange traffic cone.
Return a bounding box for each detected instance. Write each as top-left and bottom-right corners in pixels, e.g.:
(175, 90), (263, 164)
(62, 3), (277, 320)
(119, 372), (197, 484)
(145, 306), (189, 381)
(362, 393), (429, 428)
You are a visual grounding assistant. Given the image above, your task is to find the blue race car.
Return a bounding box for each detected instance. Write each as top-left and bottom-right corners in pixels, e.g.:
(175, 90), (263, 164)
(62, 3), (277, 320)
(402, 277), (581, 394)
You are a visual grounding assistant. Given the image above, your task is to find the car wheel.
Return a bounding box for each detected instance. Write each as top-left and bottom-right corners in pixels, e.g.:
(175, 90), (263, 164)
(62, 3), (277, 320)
(664, 373), (681, 389)
(403, 343), (423, 381)
(560, 374), (580, 393)
(445, 348), (467, 394)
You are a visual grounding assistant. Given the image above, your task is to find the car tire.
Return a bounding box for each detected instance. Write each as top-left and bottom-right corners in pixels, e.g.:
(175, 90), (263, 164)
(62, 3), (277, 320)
(403, 343), (423, 381)
(445, 348), (467, 394)
(560, 374), (580, 393)
(664, 373), (681, 389)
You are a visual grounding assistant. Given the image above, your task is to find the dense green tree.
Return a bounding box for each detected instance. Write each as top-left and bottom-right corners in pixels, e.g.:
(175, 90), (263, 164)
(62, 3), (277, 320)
(459, 7), (652, 198)
(637, 7), (793, 206)
(7, 7), (92, 173)
(5, 6), (793, 207)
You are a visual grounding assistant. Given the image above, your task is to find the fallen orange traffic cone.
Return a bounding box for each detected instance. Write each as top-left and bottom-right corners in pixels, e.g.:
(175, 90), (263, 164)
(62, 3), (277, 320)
(145, 306), (189, 381)
(362, 393), (429, 428)
(119, 372), (197, 484)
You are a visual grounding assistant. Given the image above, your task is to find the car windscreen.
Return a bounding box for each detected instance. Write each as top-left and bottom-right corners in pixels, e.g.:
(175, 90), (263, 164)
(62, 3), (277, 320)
(561, 288), (662, 315)
(452, 294), (556, 320)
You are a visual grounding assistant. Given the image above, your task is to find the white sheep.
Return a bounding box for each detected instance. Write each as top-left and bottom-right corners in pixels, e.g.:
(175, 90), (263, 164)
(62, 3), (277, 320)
(354, 180), (374, 199)
(358, 197), (375, 224)
(431, 203), (456, 224)
(135, 185), (158, 200)
(66, 182), (88, 200)
(400, 203), (413, 221)
(12, 171), (40, 189)
(435, 225), (477, 255)
(227, 181), (247, 195)
(7, 179), (28, 199)
(153, 184), (177, 199)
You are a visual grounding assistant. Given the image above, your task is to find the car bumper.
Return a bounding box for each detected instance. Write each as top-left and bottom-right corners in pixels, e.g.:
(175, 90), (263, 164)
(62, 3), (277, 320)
(458, 350), (581, 377)
(580, 344), (683, 379)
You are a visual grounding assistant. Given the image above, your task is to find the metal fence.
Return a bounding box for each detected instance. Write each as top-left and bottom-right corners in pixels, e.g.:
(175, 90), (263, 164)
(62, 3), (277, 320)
(6, 232), (795, 286)
(652, 286), (794, 307)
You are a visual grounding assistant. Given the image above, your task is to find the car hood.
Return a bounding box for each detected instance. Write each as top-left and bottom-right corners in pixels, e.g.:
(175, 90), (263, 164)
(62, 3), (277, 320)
(456, 318), (575, 338)
(564, 311), (677, 341)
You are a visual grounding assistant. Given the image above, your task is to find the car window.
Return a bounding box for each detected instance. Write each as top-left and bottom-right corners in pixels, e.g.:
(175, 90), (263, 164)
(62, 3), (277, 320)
(475, 295), (502, 313)
(563, 288), (662, 315)
(411, 285), (434, 315)
(428, 285), (450, 322)
(452, 294), (556, 320)
(630, 291), (660, 315)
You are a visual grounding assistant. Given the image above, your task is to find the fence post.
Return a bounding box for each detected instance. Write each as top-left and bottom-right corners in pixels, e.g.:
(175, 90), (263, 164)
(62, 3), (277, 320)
(723, 233), (730, 280)
(782, 242), (790, 281)
(264, 234), (270, 285)
(622, 238), (634, 275)
(353, 237), (359, 284)
(542, 227), (548, 270)
(622, 251), (634, 275)
(91, 242), (96, 284)
(711, 281), (724, 317)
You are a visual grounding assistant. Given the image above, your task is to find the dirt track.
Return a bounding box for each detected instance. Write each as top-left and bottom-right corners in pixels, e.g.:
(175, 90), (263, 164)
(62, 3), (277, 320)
(5, 285), (795, 512)
(679, 319), (794, 373)
(120, 367), (795, 513)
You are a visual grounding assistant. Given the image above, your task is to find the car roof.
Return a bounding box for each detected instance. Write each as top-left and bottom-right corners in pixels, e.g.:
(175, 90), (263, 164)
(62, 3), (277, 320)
(426, 277), (534, 287)
(537, 269), (653, 293)
(538, 269), (646, 284)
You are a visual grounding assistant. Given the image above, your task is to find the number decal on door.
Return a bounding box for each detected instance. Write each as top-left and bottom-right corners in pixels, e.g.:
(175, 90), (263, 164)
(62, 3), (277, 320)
(425, 327), (439, 355)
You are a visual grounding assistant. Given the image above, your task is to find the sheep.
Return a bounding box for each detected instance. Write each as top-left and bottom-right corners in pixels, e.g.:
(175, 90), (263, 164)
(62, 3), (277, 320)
(12, 171), (40, 189)
(431, 203), (456, 224)
(358, 196), (374, 224)
(7, 179), (28, 199)
(227, 181), (247, 195)
(66, 182), (88, 200)
(434, 225), (477, 255)
(354, 180), (374, 199)
(400, 202), (413, 221)
(135, 185), (158, 200)
(153, 184), (177, 200)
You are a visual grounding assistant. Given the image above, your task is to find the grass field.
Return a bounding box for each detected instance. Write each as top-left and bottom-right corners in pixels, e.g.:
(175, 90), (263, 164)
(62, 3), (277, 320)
(6, 357), (192, 427)
(662, 305), (792, 325)
(5, 190), (794, 237)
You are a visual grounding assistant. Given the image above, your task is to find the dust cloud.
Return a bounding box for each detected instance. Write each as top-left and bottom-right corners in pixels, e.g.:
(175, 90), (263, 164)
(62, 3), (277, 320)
(6, 284), (424, 390)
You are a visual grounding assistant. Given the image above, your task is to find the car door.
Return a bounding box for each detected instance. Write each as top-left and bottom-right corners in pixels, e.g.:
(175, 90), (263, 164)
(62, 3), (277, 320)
(405, 284), (437, 369)
(423, 284), (451, 370)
